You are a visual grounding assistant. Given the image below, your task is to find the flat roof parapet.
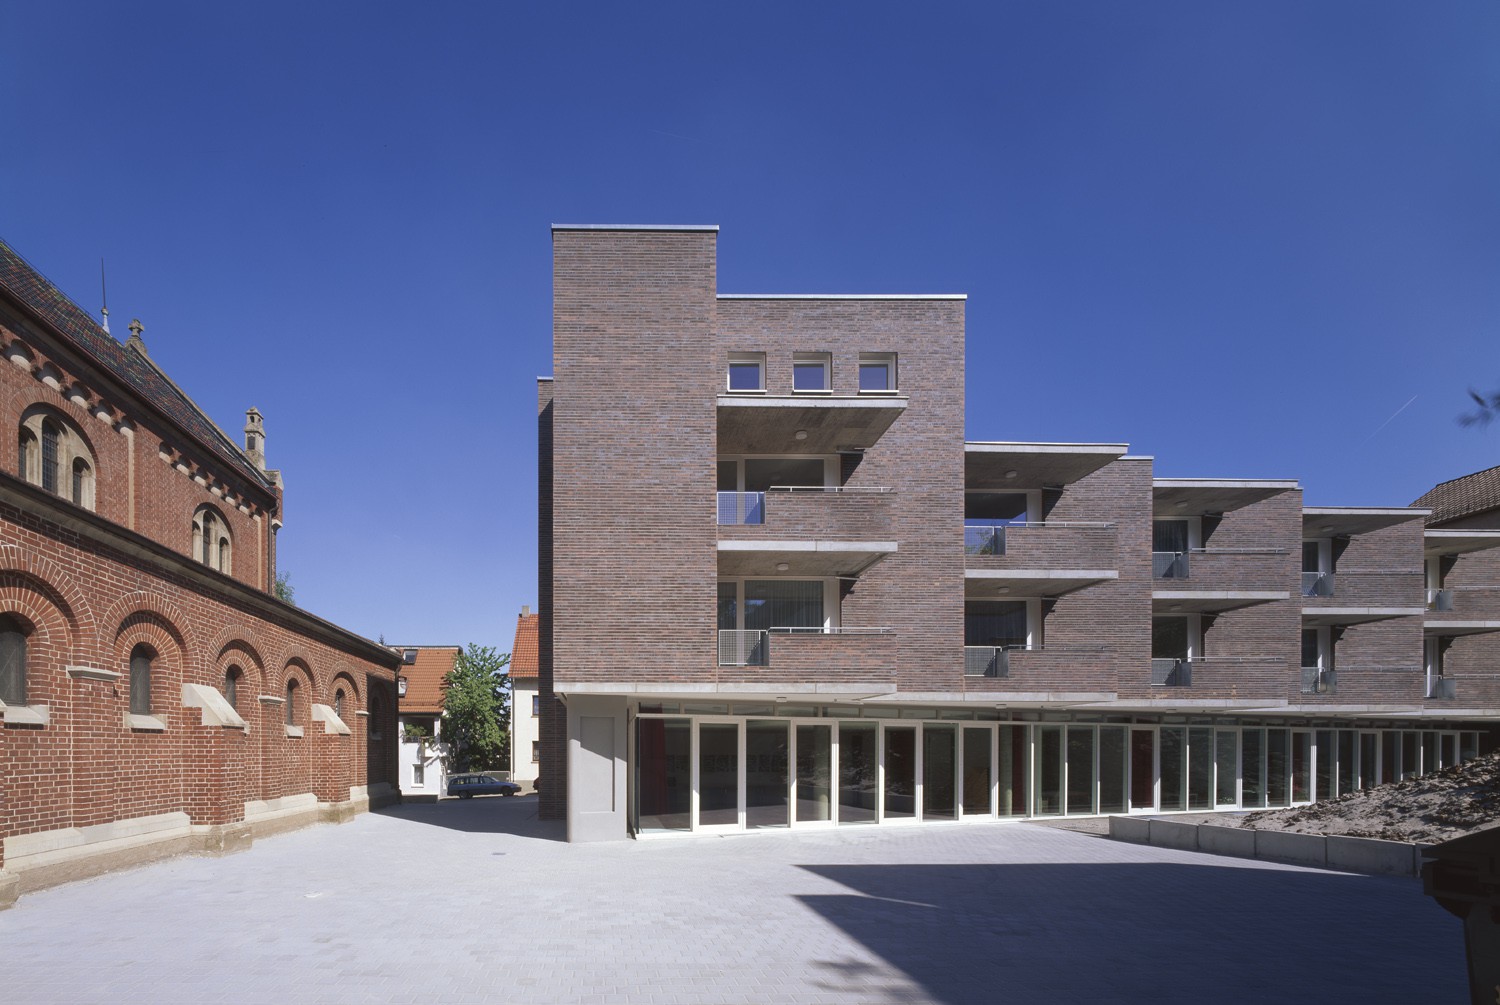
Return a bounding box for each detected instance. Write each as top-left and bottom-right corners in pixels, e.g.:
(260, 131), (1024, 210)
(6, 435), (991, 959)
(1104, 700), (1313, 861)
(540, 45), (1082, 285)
(551, 223), (719, 232)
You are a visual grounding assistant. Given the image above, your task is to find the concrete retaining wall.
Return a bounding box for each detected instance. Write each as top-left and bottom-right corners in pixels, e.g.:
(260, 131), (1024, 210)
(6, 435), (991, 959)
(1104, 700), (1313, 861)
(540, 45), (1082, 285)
(1108, 815), (1428, 877)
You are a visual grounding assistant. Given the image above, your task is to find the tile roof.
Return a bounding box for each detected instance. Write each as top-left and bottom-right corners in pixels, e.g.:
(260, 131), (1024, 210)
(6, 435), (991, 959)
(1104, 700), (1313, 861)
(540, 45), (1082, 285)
(393, 645), (459, 715)
(1413, 464), (1500, 526)
(511, 612), (539, 677)
(0, 239), (272, 493)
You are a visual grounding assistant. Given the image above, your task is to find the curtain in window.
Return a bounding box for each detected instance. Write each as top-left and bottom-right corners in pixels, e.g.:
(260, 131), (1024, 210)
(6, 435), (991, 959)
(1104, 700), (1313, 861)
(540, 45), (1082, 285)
(964, 601), (1027, 647)
(744, 580), (823, 631)
(1152, 618), (1189, 660)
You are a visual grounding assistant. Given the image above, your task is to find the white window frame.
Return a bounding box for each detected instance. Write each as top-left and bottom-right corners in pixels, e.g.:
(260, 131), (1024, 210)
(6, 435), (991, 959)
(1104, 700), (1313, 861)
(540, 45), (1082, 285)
(792, 352), (832, 394)
(857, 352), (897, 394)
(726, 352), (766, 394)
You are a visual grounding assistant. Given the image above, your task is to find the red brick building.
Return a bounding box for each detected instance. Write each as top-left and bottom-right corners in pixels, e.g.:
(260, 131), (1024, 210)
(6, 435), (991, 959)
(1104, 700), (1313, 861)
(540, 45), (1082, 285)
(538, 225), (1498, 841)
(0, 240), (400, 906)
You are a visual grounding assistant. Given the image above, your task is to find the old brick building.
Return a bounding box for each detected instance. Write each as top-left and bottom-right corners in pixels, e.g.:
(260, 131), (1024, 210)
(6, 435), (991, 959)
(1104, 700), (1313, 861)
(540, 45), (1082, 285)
(0, 239), (400, 906)
(538, 225), (1498, 840)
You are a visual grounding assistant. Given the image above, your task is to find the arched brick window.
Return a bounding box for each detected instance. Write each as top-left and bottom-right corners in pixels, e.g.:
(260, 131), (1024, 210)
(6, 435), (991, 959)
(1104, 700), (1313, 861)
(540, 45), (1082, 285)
(334, 688), (345, 719)
(0, 614), (27, 705)
(19, 408), (97, 511)
(129, 644), (154, 715)
(285, 677), (298, 726)
(225, 664), (242, 710)
(193, 505), (232, 574)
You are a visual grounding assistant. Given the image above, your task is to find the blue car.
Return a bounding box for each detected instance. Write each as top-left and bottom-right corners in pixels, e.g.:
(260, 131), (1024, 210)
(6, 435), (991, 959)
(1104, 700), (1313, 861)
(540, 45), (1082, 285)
(447, 774), (521, 799)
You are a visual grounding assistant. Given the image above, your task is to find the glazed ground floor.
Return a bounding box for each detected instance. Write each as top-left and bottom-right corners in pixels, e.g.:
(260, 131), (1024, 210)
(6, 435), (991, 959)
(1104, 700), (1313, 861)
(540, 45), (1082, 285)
(557, 696), (1492, 839)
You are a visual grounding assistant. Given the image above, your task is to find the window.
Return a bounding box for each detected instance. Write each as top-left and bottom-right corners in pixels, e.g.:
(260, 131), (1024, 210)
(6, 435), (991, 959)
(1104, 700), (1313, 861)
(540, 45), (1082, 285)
(129, 644), (153, 715)
(726, 353), (765, 393)
(334, 689), (345, 719)
(402, 649), (417, 665)
(1153, 520), (1194, 579)
(1302, 540), (1334, 597)
(964, 600), (1032, 648)
(744, 579), (825, 632)
(285, 678), (298, 726)
(857, 353), (896, 393)
(532, 694), (540, 716)
(792, 353), (830, 393)
(413, 762), (425, 785)
(18, 410), (96, 511)
(224, 665), (241, 709)
(192, 506), (232, 573)
(532, 740), (540, 763)
(0, 614), (27, 706)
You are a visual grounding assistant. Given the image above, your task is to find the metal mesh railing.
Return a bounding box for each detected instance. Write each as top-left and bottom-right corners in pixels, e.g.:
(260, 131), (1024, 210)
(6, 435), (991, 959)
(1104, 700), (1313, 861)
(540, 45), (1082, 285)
(716, 492), (765, 525)
(1301, 666), (1336, 694)
(964, 525), (1006, 556)
(1152, 552), (1189, 579)
(718, 630), (768, 666)
(1151, 657), (1191, 687)
(964, 645), (1007, 677)
(1427, 677), (1457, 700)
(1301, 571), (1335, 597)
(1426, 589), (1454, 612)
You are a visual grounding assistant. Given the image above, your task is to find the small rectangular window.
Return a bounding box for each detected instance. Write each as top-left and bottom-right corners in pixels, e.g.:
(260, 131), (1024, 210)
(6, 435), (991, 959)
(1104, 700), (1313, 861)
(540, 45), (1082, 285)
(532, 740), (540, 762)
(727, 353), (765, 392)
(858, 353), (896, 393)
(402, 649), (417, 664)
(793, 353), (831, 393)
(532, 694), (540, 716)
(413, 762), (425, 785)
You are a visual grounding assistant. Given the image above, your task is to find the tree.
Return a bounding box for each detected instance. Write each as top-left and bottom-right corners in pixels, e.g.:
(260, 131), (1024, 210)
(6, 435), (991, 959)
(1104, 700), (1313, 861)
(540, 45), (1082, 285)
(439, 644), (511, 773)
(274, 569), (295, 605)
(1460, 388), (1500, 429)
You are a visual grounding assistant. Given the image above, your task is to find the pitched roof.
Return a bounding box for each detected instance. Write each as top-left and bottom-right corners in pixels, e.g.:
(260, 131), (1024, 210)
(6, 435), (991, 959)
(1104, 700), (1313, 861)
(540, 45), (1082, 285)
(0, 239), (272, 494)
(1413, 464), (1500, 526)
(393, 645), (459, 715)
(511, 612), (539, 677)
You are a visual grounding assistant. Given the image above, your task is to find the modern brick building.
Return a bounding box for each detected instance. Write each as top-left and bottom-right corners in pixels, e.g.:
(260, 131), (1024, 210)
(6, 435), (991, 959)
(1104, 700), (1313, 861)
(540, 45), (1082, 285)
(538, 224), (1498, 841)
(0, 239), (401, 906)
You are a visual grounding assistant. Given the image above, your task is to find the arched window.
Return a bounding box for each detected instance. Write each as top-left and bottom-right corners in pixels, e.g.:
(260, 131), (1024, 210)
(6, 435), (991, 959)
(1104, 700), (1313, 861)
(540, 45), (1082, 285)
(334, 689), (345, 719)
(285, 678), (298, 726)
(225, 665), (241, 710)
(40, 419), (60, 494)
(18, 428), (35, 482)
(19, 408), (96, 511)
(0, 614), (27, 706)
(71, 457), (93, 508)
(193, 506), (232, 573)
(129, 644), (154, 715)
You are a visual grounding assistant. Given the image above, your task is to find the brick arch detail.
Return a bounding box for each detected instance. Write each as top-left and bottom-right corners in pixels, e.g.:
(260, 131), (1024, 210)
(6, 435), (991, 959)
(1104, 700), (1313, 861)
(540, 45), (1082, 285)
(0, 570), (77, 705)
(102, 591), (196, 667)
(205, 626), (266, 680)
(0, 544), (91, 650)
(271, 645), (321, 692)
(327, 666), (362, 706)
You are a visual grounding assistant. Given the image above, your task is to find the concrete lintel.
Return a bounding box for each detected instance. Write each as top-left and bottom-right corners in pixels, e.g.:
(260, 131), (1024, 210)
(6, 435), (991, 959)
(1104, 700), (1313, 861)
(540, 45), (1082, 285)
(181, 683), (247, 729)
(66, 665), (121, 682)
(310, 703), (351, 735)
(967, 569), (1117, 581)
(1155, 590), (1288, 601)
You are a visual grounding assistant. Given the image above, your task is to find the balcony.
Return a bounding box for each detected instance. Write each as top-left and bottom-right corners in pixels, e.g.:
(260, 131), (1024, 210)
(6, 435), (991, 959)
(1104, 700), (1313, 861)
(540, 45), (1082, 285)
(1147, 656), (1288, 693)
(1301, 572), (1334, 598)
(966, 522), (1118, 598)
(1300, 666), (1336, 695)
(1151, 548), (1290, 613)
(1427, 677), (1457, 700)
(1299, 569), (1422, 609)
(718, 394), (906, 454)
(1427, 589), (1454, 612)
(961, 645), (1115, 695)
(716, 627), (896, 673)
(718, 488), (896, 577)
(1151, 658), (1192, 687)
(1153, 551), (1189, 579)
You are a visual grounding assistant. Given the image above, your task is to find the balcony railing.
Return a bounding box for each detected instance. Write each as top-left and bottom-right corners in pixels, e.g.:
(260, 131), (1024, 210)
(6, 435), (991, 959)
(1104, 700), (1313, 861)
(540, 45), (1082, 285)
(718, 629), (768, 666)
(964, 645), (1010, 677)
(1427, 677), (1457, 700)
(717, 491), (765, 526)
(1300, 666), (1336, 695)
(1151, 657), (1192, 687)
(964, 525), (1006, 556)
(1153, 551), (1189, 579)
(1427, 588), (1454, 612)
(1301, 572), (1335, 598)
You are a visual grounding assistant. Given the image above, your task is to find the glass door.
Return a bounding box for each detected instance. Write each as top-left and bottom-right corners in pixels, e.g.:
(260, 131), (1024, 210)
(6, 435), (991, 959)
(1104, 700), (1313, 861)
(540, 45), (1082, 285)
(745, 720), (788, 829)
(697, 720), (741, 831)
(795, 723), (833, 824)
(961, 727), (994, 817)
(922, 725), (957, 820)
(837, 721), (878, 824)
(1291, 730), (1313, 803)
(1129, 728), (1156, 812)
(884, 726), (917, 820)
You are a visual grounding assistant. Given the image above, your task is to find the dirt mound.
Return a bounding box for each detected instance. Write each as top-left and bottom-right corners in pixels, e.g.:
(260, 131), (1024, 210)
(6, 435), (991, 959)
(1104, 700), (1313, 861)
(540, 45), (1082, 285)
(1234, 751), (1500, 844)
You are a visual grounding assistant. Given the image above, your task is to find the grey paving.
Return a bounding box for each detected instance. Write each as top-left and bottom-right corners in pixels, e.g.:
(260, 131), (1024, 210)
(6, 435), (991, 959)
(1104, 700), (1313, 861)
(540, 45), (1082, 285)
(0, 798), (1468, 1004)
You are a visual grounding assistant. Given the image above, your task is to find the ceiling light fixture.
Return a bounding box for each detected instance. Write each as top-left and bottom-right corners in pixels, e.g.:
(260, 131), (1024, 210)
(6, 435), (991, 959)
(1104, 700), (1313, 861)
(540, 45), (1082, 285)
(776, 562), (790, 572)
(794, 429), (809, 441)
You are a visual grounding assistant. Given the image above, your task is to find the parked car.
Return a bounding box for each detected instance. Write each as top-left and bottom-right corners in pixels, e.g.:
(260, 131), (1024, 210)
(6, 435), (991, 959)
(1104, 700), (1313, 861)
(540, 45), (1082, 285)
(447, 774), (521, 799)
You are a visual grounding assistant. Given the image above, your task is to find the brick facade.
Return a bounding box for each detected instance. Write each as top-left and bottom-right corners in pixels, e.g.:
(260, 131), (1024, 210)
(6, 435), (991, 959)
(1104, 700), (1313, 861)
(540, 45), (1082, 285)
(0, 240), (399, 904)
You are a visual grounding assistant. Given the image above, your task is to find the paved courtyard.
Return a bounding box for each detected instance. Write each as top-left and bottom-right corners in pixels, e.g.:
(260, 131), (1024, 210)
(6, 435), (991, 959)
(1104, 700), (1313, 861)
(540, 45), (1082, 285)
(0, 797), (1469, 1004)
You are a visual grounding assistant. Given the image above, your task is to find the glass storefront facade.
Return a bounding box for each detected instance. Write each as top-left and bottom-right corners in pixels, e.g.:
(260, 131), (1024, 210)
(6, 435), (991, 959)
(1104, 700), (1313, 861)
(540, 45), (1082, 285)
(629, 702), (1484, 835)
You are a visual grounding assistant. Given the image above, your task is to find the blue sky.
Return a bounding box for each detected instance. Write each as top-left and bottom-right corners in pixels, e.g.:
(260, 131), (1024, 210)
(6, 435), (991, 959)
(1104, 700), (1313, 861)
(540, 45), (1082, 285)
(2, 2), (1497, 649)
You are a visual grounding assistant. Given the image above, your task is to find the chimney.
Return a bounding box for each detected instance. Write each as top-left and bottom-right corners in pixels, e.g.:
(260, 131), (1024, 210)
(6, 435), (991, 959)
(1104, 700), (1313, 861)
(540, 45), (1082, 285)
(244, 408), (266, 470)
(521, 605), (531, 617)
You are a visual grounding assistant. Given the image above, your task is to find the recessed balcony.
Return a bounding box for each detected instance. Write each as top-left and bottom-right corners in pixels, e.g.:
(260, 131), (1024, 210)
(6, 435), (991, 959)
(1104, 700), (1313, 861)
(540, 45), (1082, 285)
(717, 394), (907, 454)
(963, 522), (1118, 598)
(960, 644), (1114, 693)
(1151, 548), (1290, 613)
(1300, 666), (1336, 695)
(717, 486), (893, 542)
(716, 627), (897, 675)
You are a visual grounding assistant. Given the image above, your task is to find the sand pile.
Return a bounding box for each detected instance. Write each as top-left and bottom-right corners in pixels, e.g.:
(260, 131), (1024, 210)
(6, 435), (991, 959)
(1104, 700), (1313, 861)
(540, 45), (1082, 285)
(1234, 750), (1500, 844)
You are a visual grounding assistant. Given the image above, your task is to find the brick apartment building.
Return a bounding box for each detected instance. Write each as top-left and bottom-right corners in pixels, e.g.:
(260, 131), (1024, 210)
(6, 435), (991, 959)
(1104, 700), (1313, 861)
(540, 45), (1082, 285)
(0, 239), (400, 906)
(537, 224), (1499, 841)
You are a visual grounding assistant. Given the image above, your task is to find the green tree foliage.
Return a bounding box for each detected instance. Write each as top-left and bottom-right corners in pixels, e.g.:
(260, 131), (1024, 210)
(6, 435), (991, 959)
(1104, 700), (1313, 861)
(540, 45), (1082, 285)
(274, 569), (295, 605)
(440, 644), (511, 773)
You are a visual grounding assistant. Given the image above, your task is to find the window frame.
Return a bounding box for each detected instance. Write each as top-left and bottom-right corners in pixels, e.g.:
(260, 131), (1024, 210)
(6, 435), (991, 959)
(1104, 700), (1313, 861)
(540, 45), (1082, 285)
(726, 352), (766, 394)
(792, 352), (832, 394)
(129, 644), (153, 716)
(0, 614), (27, 707)
(857, 352), (898, 394)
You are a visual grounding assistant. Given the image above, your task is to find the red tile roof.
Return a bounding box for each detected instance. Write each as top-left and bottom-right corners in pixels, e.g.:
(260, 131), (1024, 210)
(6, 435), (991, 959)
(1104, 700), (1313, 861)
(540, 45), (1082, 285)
(1413, 464), (1500, 526)
(393, 645), (459, 715)
(511, 612), (539, 678)
(0, 239), (272, 494)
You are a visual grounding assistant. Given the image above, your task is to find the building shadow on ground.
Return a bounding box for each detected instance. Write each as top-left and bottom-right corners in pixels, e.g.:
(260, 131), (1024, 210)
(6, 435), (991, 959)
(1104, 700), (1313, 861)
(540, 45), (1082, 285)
(375, 794), (568, 842)
(794, 861), (1466, 1004)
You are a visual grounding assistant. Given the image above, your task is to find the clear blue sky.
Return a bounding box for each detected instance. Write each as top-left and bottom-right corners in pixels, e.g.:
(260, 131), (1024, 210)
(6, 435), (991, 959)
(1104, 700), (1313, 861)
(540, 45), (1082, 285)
(3, 2), (1496, 648)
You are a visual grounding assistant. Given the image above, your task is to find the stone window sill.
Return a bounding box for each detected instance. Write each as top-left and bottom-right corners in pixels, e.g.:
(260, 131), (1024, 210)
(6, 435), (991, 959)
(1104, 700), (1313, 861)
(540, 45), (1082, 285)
(0, 702), (49, 727)
(285, 725), (304, 738)
(125, 713), (167, 732)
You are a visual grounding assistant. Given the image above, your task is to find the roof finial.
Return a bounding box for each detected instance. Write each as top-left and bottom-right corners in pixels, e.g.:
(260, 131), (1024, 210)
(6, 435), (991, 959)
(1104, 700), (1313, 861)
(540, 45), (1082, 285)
(100, 258), (110, 333)
(126, 318), (146, 354)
